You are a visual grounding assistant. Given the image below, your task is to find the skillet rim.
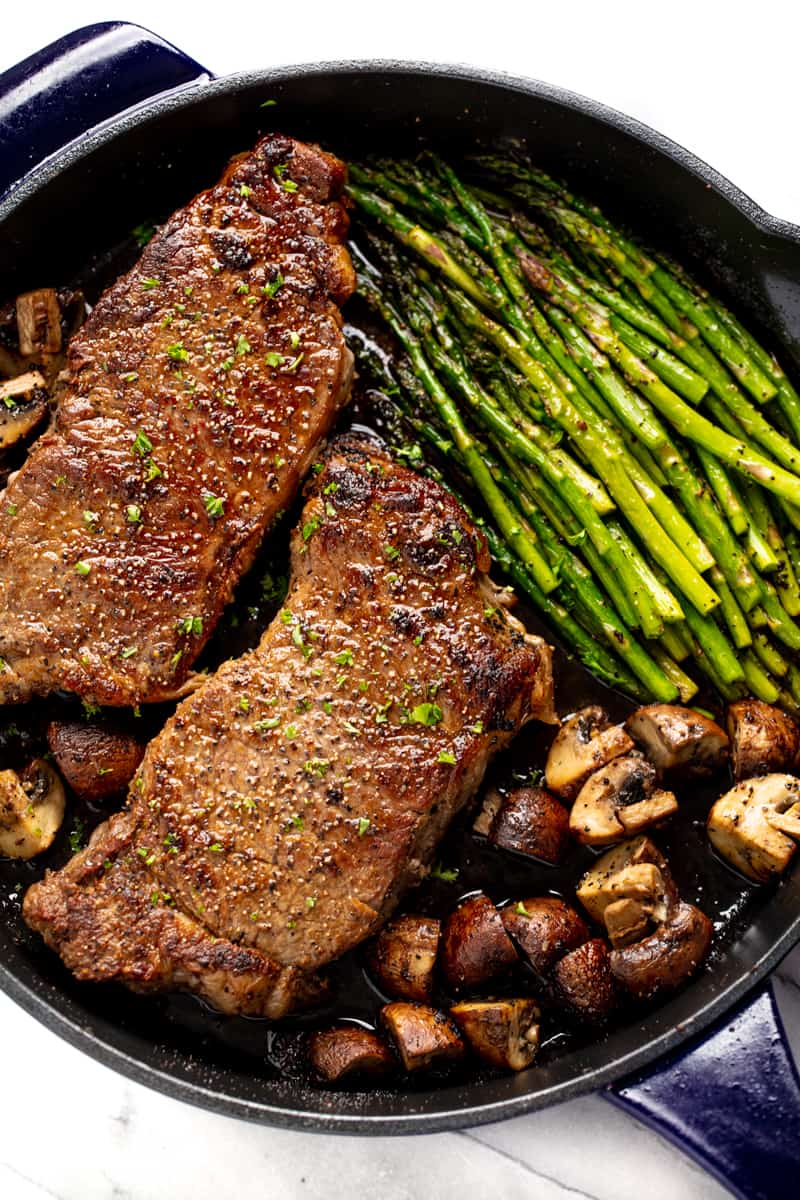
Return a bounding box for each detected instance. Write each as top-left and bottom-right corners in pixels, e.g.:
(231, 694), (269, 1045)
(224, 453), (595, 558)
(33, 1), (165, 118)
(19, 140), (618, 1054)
(1, 57), (800, 1133)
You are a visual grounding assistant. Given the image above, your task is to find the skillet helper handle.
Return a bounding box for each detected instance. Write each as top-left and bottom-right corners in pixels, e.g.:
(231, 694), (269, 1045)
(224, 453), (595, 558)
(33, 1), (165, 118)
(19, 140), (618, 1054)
(0, 21), (209, 199)
(606, 980), (800, 1200)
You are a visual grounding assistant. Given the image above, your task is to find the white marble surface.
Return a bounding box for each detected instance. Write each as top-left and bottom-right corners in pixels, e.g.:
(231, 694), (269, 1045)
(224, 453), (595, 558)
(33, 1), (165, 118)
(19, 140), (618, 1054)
(3, 3), (800, 1197)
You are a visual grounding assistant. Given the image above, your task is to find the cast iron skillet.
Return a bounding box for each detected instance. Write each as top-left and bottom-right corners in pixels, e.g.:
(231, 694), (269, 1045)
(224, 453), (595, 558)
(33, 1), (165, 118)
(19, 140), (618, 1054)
(1, 22), (800, 1199)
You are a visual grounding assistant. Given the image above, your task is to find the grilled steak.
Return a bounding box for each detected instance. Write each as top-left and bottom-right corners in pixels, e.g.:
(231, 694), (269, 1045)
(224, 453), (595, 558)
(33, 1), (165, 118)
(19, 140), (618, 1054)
(24, 435), (554, 1017)
(0, 134), (354, 707)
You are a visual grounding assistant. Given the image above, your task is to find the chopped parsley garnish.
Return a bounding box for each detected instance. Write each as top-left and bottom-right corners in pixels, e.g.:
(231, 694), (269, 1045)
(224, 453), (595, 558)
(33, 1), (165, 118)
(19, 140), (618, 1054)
(74, 560), (91, 576)
(170, 650), (183, 670)
(83, 509), (98, 530)
(289, 813), (304, 829)
(254, 716), (280, 731)
(144, 460), (162, 482)
(284, 724), (298, 739)
(430, 862), (459, 883)
(132, 222), (156, 247)
(136, 846), (156, 866)
(273, 164), (298, 193)
(235, 334), (251, 356)
(203, 493), (225, 519)
(6, 503), (18, 516)
(302, 515), (320, 542)
(306, 895), (317, 909)
(284, 352), (304, 373)
(167, 342), (189, 363)
(260, 98), (277, 108)
(304, 758), (329, 778)
(264, 351), (283, 367)
(357, 817), (370, 837)
(121, 647), (138, 659)
(334, 649), (353, 667)
(209, 843), (224, 853)
(238, 696), (250, 713)
(469, 720), (484, 734)
(141, 277), (160, 290)
(515, 901), (530, 917)
(262, 273), (284, 298)
(68, 818), (86, 854)
(179, 615), (203, 636)
(121, 371), (139, 383)
(437, 750), (456, 765)
(82, 699), (101, 719)
(384, 544), (400, 562)
(288, 330), (300, 350)
(132, 430), (153, 458)
(238, 183), (252, 198)
(410, 702), (443, 727)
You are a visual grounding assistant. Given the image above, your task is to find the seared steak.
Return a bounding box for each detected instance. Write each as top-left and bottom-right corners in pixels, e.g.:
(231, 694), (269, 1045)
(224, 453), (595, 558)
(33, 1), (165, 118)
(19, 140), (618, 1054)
(0, 134), (354, 707)
(24, 435), (554, 1016)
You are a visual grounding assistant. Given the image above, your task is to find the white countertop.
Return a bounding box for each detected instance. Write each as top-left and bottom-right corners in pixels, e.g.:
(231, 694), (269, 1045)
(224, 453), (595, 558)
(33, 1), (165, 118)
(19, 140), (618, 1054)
(2, 5), (800, 1197)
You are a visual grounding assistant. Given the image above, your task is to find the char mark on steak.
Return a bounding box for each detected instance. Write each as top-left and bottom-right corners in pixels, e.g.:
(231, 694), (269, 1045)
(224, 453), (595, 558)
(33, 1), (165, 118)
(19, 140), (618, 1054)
(23, 435), (554, 1017)
(0, 134), (355, 707)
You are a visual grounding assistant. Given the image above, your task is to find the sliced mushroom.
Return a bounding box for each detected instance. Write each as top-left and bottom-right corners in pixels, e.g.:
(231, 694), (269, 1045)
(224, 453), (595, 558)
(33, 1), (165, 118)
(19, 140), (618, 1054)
(610, 902), (713, 999)
(727, 700), (800, 781)
(545, 706), (633, 800)
(0, 370), (48, 448)
(707, 773), (800, 882)
(47, 720), (146, 803)
(307, 1025), (394, 1083)
(380, 1002), (465, 1072)
(16, 288), (62, 358)
(450, 999), (540, 1071)
(0, 759), (66, 859)
(484, 786), (570, 864)
(441, 893), (519, 992)
(365, 914), (440, 1003)
(576, 836), (679, 930)
(501, 897), (590, 975)
(552, 938), (620, 1022)
(626, 704), (729, 776)
(569, 754), (678, 846)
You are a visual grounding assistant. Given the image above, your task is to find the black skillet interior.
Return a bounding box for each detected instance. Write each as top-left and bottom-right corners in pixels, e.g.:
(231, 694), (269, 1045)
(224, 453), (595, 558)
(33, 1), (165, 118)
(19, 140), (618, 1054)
(2, 65), (800, 1132)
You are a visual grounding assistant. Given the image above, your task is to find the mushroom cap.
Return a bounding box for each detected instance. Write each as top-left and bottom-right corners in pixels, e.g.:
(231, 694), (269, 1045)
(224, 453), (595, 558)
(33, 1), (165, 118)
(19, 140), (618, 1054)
(0, 372), (48, 449)
(610, 901), (713, 999)
(545, 706), (633, 800)
(450, 998), (540, 1071)
(569, 754), (677, 846)
(552, 938), (620, 1023)
(365, 914), (440, 1003)
(626, 704), (729, 776)
(380, 1002), (465, 1072)
(708, 773), (800, 882)
(307, 1025), (394, 1083)
(576, 836), (678, 926)
(0, 759), (66, 859)
(441, 893), (519, 992)
(487, 786), (570, 864)
(47, 719), (145, 803)
(501, 897), (590, 974)
(727, 700), (800, 781)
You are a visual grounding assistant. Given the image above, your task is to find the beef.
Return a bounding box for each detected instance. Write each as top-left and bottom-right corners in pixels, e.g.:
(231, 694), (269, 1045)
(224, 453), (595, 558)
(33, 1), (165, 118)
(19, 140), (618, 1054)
(0, 134), (354, 707)
(24, 435), (554, 1017)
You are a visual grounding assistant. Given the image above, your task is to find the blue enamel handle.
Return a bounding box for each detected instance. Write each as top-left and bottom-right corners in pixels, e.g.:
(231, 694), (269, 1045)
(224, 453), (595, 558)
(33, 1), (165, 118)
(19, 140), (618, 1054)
(0, 21), (209, 199)
(607, 980), (800, 1200)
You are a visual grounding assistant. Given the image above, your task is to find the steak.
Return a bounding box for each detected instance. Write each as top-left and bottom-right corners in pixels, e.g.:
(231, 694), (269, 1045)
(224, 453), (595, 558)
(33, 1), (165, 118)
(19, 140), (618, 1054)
(24, 435), (554, 1017)
(0, 134), (355, 707)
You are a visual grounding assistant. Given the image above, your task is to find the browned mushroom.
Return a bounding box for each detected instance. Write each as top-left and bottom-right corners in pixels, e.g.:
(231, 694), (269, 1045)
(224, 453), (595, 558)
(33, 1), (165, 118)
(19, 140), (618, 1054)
(46, 720), (146, 803)
(0, 370), (48, 448)
(609, 902), (713, 1000)
(569, 754), (678, 846)
(0, 759), (66, 859)
(307, 1025), (394, 1083)
(707, 773), (800, 882)
(501, 897), (590, 974)
(481, 786), (570, 864)
(441, 893), (519, 992)
(16, 289), (62, 359)
(575, 836), (679, 933)
(545, 706), (633, 800)
(450, 999), (540, 1071)
(365, 914), (441, 1003)
(626, 704), (729, 776)
(380, 1002), (465, 1072)
(727, 700), (800, 781)
(551, 939), (620, 1022)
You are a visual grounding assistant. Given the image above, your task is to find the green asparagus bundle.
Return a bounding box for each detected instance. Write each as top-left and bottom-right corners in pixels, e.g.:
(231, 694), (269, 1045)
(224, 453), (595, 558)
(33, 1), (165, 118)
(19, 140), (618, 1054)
(345, 154), (800, 711)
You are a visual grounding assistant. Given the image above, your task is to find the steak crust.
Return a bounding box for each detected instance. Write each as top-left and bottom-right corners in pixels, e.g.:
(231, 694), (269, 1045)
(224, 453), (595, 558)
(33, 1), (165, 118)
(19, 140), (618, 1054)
(0, 134), (354, 707)
(24, 435), (554, 1016)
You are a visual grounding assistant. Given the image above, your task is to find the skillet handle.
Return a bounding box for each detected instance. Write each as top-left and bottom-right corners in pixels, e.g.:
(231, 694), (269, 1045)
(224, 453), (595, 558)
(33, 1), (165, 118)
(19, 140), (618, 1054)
(605, 980), (800, 1200)
(0, 21), (209, 199)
